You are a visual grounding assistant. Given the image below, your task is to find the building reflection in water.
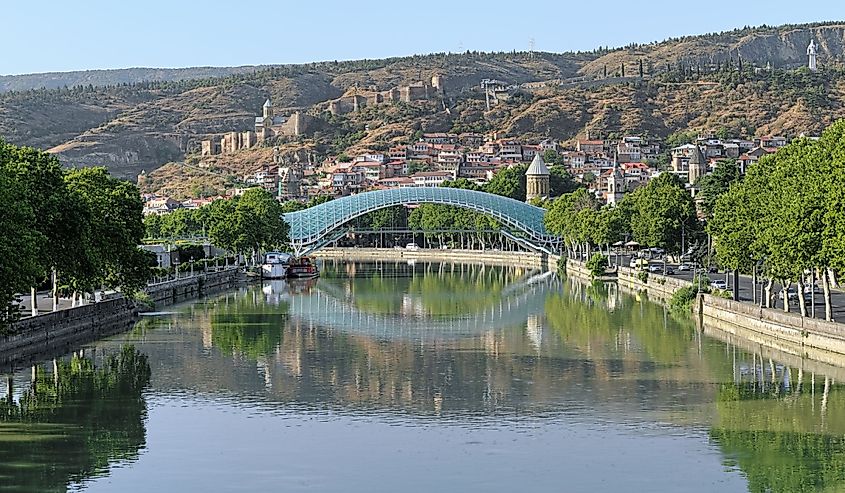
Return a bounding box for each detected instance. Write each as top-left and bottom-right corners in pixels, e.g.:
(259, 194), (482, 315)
(80, 260), (845, 492)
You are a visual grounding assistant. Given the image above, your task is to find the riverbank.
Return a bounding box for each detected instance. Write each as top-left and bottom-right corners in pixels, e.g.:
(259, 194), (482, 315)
(564, 257), (845, 358)
(313, 247), (561, 270)
(0, 267), (243, 371)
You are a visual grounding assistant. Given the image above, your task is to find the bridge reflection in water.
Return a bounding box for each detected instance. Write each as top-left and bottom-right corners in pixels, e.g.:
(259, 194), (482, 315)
(7, 260), (845, 492)
(267, 263), (561, 341)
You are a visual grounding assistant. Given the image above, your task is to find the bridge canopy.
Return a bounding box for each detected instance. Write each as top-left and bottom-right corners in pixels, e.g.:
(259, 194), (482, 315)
(283, 187), (558, 255)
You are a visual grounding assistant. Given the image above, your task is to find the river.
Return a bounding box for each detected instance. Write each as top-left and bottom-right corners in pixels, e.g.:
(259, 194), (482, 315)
(1, 260), (843, 492)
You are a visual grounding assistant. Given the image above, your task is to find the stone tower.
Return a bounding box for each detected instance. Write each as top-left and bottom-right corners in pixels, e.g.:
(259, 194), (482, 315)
(431, 74), (444, 92)
(525, 154), (550, 202)
(263, 98), (273, 119)
(808, 39), (818, 71)
(607, 165), (625, 206)
(688, 145), (708, 185)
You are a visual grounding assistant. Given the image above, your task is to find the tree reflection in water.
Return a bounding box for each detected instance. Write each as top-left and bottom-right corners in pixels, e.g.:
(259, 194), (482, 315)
(711, 372), (845, 493)
(0, 346), (151, 492)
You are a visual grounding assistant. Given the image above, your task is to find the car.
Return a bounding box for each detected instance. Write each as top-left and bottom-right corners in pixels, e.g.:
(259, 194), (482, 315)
(664, 267), (675, 275)
(708, 266), (719, 273)
(405, 243), (420, 250)
(630, 258), (649, 269)
(710, 280), (728, 290)
(678, 263), (694, 272)
(647, 264), (662, 273)
(778, 288), (799, 301)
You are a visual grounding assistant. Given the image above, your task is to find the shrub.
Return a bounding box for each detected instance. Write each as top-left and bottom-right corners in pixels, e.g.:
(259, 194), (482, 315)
(131, 291), (155, 311)
(557, 256), (567, 273)
(637, 270), (649, 283)
(586, 253), (609, 278)
(714, 289), (733, 299)
(669, 285), (712, 314)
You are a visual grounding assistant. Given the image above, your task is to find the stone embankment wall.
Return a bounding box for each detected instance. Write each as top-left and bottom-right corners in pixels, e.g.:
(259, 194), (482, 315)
(314, 248), (561, 270)
(146, 267), (241, 306)
(701, 294), (845, 356)
(565, 257), (845, 357)
(616, 265), (693, 303)
(1, 268), (243, 370)
(1, 297), (137, 370)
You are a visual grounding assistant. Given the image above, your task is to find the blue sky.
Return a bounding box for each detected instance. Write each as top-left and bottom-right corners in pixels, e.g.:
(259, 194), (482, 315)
(2, 0), (840, 75)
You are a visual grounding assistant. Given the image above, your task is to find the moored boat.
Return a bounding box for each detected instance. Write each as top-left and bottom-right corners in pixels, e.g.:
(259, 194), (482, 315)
(261, 251), (291, 279)
(287, 256), (319, 279)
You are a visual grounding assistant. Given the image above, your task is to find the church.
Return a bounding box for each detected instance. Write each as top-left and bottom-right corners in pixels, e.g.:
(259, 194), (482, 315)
(254, 99), (307, 141)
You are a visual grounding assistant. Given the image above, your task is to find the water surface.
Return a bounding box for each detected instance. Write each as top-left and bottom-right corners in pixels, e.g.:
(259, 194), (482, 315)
(2, 260), (844, 492)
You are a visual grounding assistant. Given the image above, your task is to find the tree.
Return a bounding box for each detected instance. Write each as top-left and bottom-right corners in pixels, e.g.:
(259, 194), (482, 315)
(307, 195), (333, 208)
(485, 165), (527, 201)
(665, 130), (698, 149)
(710, 133), (832, 315)
(0, 169), (41, 329)
(64, 167), (152, 294)
(442, 178), (482, 191)
(208, 189), (289, 261)
(698, 160), (741, 218)
(144, 214), (163, 239)
(544, 188), (601, 258)
(280, 200), (307, 213)
(361, 206), (406, 230)
(0, 141), (90, 303)
(543, 149), (560, 164)
(407, 161), (429, 175)
(549, 167), (580, 197)
(629, 173), (697, 255)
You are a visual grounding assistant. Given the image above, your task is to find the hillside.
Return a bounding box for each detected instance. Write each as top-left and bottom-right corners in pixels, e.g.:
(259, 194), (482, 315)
(580, 22), (845, 77)
(0, 66), (274, 93)
(1, 21), (844, 182)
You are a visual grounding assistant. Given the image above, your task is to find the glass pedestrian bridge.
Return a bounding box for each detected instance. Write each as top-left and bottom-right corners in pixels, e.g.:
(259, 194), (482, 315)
(283, 188), (560, 255)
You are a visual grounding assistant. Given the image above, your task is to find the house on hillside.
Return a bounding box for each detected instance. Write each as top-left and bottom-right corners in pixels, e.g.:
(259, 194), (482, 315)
(143, 197), (182, 215)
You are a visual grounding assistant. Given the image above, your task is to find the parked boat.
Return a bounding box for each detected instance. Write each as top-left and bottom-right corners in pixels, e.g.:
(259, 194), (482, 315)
(261, 251), (291, 279)
(287, 256), (319, 279)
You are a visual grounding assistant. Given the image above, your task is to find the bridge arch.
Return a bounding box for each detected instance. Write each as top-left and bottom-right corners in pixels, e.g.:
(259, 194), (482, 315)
(283, 188), (560, 255)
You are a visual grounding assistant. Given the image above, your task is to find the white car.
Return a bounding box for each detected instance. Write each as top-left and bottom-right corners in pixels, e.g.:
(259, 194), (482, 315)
(647, 264), (662, 273)
(678, 263), (694, 271)
(405, 243), (420, 250)
(710, 280), (728, 290)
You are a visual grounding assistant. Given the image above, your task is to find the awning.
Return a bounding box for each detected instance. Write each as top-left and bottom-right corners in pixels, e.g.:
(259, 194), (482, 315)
(624, 241), (640, 247)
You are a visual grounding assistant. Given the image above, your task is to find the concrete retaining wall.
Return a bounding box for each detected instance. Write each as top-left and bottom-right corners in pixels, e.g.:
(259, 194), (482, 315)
(702, 293), (845, 355)
(1, 268), (243, 371)
(564, 258), (692, 303)
(1, 297), (137, 370)
(146, 267), (242, 307)
(314, 248), (561, 270)
(564, 257), (845, 357)
(616, 265), (693, 302)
